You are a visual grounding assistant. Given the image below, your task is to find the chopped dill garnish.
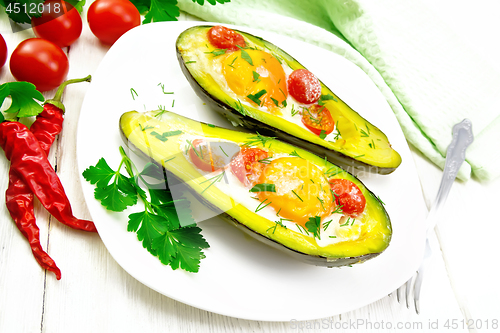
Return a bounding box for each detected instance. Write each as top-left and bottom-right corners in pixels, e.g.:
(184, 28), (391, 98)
(317, 197), (326, 211)
(258, 157), (272, 164)
(241, 132), (275, 147)
(255, 198), (272, 212)
(204, 49), (227, 57)
(185, 139), (203, 159)
(291, 190), (303, 202)
(331, 205), (344, 215)
(289, 150), (303, 159)
(325, 167), (342, 178)
(130, 88), (138, 100)
(200, 171), (226, 194)
(322, 219), (333, 231)
(219, 146), (228, 157)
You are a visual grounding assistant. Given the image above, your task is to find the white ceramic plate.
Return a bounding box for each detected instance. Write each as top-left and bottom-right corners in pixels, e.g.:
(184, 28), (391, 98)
(77, 21), (426, 321)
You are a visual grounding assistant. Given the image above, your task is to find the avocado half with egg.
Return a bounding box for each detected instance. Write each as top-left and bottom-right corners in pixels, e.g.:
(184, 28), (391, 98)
(176, 25), (402, 175)
(120, 110), (392, 267)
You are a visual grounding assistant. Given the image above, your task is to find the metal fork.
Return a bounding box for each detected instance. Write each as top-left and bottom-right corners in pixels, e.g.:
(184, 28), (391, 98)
(395, 119), (474, 313)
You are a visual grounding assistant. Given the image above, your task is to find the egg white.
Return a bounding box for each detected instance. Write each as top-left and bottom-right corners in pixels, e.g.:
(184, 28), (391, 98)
(196, 47), (341, 143)
(180, 135), (362, 247)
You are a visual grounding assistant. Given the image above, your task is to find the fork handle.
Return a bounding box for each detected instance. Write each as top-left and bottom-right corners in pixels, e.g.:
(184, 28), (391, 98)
(426, 119), (474, 235)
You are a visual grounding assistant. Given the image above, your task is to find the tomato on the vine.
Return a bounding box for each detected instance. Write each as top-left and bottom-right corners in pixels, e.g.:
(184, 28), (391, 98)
(0, 34), (7, 68)
(329, 179), (366, 217)
(230, 147), (269, 185)
(31, 0), (82, 48)
(87, 0), (141, 45)
(207, 26), (246, 51)
(287, 69), (322, 104)
(301, 104), (334, 136)
(10, 38), (69, 92)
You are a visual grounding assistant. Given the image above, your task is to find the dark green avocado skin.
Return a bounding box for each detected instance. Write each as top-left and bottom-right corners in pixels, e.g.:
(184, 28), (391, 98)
(175, 26), (399, 176)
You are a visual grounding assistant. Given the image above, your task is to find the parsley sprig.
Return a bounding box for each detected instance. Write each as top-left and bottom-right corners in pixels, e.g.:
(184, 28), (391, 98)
(130, 0), (230, 24)
(0, 82), (44, 121)
(82, 147), (209, 273)
(305, 216), (322, 239)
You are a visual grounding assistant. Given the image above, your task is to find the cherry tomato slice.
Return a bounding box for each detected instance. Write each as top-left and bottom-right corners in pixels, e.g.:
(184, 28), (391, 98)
(188, 139), (236, 173)
(230, 147), (269, 185)
(31, 0), (82, 48)
(329, 179), (366, 217)
(207, 26), (246, 51)
(10, 38), (69, 92)
(287, 69), (322, 104)
(301, 104), (334, 136)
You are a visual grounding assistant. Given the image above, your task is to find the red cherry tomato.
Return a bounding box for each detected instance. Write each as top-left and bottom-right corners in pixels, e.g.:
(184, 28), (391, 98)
(189, 139), (233, 173)
(31, 0), (82, 48)
(87, 0), (140, 45)
(301, 104), (334, 136)
(287, 69), (322, 104)
(207, 26), (246, 51)
(329, 179), (366, 217)
(230, 147), (269, 185)
(10, 38), (69, 92)
(0, 34), (7, 68)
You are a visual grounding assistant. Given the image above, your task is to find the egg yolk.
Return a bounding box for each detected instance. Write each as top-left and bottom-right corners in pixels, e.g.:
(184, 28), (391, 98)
(222, 49), (287, 113)
(257, 157), (333, 226)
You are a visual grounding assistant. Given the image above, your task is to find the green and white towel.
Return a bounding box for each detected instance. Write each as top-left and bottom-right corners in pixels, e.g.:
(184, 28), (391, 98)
(178, 0), (500, 182)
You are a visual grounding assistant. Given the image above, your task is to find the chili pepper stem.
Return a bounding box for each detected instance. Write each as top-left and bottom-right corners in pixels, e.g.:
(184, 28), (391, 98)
(44, 75), (92, 113)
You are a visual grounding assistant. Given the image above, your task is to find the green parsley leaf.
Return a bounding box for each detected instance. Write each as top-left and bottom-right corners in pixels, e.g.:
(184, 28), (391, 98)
(252, 71), (260, 82)
(249, 183), (276, 193)
(319, 130), (327, 139)
(141, 0), (180, 23)
(139, 162), (165, 180)
(247, 89), (266, 106)
(305, 216), (322, 239)
(192, 0), (230, 5)
(204, 48), (227, 57)
(0, 82), (44, 118)
(160, 226), (209, 272)
(150, 130), (183, 142)
(82, 158), (138, 212)
(65, 0), (86, 13)
(128, 211), (169, 254)
(239, 48), (254, 66)
(83, 147), (209, 273)
(270, 97), (279, 107)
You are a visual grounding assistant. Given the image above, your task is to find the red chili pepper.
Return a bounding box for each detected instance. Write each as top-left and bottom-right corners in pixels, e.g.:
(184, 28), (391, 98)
(0, 121), (97, 231)
(2, 76), (94, 279)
